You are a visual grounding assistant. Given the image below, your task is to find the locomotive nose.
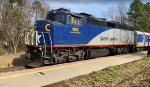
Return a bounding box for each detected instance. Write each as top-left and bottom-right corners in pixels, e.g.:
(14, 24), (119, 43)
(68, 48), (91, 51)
(35, 20), (53, 32)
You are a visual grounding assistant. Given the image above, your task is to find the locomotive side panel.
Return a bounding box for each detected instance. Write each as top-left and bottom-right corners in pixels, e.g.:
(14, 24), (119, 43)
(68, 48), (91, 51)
(113, 29), (134, 45)
(52, 23), (87, 46)
(88, 28), (134, 46)
(53, 23), (112, 47)
(86, 25), (113, 46)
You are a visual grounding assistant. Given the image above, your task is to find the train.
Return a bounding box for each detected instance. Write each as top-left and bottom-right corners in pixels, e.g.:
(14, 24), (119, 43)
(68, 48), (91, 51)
(25, 8), (150, 67)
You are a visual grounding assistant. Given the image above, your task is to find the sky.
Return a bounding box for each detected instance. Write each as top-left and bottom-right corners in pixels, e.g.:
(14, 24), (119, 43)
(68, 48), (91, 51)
(29, 0), (150, 18)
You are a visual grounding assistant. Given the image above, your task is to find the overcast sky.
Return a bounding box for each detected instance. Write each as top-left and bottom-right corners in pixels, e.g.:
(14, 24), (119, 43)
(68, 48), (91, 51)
(29, 0), (150, 18)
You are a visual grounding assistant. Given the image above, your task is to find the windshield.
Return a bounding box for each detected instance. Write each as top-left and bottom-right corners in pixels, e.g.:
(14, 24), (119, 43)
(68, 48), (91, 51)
(46, 14), (54, 21)
(46, 14), (65, 24)
(55, 14), (65, 23)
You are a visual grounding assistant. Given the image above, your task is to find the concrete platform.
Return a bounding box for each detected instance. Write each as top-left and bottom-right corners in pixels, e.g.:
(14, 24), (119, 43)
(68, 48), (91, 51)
(0, 51), (147, 87)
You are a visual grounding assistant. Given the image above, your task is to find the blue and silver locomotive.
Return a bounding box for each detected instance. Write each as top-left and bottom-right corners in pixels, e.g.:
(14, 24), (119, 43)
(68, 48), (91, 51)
(25, 8), (150, 67)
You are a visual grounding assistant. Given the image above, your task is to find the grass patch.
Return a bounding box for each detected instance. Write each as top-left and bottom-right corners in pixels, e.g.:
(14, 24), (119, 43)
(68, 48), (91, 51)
(43, 57), (150, 87)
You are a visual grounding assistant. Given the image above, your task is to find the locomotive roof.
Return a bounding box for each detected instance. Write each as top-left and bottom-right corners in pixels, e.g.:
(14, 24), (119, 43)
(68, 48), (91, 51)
(47, 8), (133, 30)
(49, 8), (107, 20)
(48, 8), (83, 18)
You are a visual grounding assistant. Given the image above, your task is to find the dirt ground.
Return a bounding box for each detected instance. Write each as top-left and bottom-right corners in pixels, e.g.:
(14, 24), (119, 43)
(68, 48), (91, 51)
(0, 52), (27, 68)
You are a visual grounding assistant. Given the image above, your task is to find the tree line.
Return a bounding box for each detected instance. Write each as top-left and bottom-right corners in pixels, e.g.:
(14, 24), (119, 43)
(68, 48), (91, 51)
(128, 0), (150, 32)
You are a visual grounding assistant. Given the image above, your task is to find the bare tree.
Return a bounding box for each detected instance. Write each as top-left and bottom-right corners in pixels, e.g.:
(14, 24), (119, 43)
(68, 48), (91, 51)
(1, 0), (30, 53)
(103, 7), (117, 21)
(31, 0), (50, 22)
(40, 0), (50, 19)
(103, 1), (128, 24)
(116, 2), (128, 24)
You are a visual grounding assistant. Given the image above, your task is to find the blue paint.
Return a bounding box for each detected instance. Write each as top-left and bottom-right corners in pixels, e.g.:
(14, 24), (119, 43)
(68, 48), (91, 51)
(145, 35), (150, 42)
(36, 20), (109, 45)
(137, 34), (144, 42)
(35, 9), (112, 46)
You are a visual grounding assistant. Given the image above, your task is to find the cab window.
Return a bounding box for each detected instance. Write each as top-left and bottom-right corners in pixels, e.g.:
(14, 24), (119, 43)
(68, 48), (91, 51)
(68, 15), (82, 26)
(46, 14), (54, 21)
(55, 14), (65, 23)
